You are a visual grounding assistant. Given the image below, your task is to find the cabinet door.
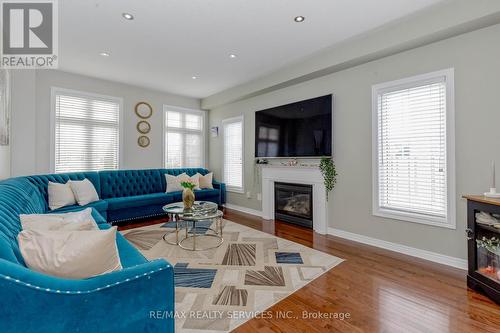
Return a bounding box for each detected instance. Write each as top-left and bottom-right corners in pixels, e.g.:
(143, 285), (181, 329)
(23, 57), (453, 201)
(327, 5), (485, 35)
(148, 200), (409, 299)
(468, 201), (500, 288)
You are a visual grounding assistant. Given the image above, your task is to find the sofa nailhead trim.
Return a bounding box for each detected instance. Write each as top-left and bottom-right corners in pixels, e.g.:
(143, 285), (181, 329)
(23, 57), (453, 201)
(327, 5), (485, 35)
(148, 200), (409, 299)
(0, 260), (169, 294)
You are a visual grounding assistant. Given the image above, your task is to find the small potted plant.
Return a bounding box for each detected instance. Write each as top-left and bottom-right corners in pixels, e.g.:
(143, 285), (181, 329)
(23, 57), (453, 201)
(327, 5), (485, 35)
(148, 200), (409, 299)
(180, 181), (196, 210)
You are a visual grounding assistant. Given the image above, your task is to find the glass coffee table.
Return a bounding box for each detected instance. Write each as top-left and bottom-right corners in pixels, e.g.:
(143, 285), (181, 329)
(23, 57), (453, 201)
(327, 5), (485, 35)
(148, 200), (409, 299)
(162, 201), (224, 251)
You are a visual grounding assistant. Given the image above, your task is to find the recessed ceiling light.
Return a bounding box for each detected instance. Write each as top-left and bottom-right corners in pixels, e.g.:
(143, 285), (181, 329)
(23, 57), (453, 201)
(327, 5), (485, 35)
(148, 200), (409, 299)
(122, 13), (134, 20)
(191, 76), (198, 80)
(99, 52), (110, 57)
(229, 54), (237, 59)
(294, 16), (305, 22)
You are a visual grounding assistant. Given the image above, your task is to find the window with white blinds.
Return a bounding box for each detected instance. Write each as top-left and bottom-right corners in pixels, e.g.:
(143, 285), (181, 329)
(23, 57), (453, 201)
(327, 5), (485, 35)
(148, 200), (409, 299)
(164, 106), (205, 168)
(223, 116), (244, 192)
(372, 69), (455, 228)
(52, 88), (121, 173)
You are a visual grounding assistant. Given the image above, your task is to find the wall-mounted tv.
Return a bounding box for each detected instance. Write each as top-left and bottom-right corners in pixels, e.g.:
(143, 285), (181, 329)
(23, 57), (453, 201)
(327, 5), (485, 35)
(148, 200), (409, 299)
(255, 94), (332, 158)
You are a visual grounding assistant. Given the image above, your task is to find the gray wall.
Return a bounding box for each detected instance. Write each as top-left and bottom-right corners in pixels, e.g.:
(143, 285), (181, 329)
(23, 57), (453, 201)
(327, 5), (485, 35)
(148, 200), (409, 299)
(10, 70), (201, 175)
(208, 23), (500, 260)
(10, 70), (36, 176)
(0, 70), (11, 179)
(0, 146), (9, 179)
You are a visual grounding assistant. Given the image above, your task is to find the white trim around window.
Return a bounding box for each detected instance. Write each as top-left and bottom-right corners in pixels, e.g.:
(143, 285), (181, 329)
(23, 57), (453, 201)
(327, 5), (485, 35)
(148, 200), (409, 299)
(372, 69), (456, 229)
(50, 87), (123, 173)
(162, 105), (207, 168)
(222, 115), (245, 193)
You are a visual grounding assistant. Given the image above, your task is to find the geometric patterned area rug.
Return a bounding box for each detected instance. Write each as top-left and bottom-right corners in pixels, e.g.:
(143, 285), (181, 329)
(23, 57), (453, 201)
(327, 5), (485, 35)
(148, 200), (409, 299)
(121, 219), (343, 333)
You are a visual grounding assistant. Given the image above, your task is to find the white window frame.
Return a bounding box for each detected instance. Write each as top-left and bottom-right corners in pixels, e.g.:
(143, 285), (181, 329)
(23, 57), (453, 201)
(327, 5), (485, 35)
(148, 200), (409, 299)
(50, 87), (123, 173)
(222, 115), (245, 193)
(162, 105), (206, 168)
(372, 69), (456, 229)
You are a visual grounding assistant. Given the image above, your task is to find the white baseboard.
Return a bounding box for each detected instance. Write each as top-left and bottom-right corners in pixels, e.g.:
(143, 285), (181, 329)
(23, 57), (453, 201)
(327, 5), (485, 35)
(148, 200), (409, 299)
(328, 227), (468, 270)
(224, 203), (263, 217)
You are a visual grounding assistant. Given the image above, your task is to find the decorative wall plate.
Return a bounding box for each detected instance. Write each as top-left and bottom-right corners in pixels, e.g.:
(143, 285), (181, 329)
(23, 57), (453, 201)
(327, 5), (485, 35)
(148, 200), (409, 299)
(135, 102), (153, 119)
(137, 120), (151, 134)
(138, 136), (150, 148)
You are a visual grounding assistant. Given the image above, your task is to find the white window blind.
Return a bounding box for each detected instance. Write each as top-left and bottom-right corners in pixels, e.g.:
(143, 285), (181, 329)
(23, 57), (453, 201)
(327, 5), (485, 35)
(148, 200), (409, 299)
(164, 106), (205, 168)
(223, 116), (244, 192)
(53, 89), (121, 173)
(373, 70), (455, 227)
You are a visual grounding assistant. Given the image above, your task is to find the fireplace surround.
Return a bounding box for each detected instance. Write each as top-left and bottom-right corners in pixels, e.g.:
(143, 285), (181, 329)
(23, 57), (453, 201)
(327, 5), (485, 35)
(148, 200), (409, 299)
(261, 165), (328, 234)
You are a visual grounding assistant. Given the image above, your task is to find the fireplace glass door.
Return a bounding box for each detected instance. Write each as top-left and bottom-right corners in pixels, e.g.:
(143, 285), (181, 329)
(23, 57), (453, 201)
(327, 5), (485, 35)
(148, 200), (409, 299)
(274, 182), (313, 228)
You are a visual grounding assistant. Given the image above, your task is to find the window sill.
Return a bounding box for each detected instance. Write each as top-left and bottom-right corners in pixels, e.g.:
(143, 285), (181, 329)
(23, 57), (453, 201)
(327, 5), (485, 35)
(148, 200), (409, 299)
(373, 208), (456, 230)
(226, 188), (245, 194)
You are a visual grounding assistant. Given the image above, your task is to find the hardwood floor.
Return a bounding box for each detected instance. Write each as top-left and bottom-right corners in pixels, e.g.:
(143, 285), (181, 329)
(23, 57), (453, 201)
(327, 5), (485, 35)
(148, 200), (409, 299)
(119, 209), (500, 333)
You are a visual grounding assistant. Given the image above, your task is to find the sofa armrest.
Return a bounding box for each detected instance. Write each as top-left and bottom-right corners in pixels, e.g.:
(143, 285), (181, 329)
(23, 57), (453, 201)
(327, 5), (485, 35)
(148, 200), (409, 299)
(212, 180), (226, 205)
(0, 258), (174, 333)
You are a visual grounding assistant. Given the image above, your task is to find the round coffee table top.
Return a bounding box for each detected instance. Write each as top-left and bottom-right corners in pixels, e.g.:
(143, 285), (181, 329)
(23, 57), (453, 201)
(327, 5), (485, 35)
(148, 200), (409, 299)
(162, 201), (218, 218)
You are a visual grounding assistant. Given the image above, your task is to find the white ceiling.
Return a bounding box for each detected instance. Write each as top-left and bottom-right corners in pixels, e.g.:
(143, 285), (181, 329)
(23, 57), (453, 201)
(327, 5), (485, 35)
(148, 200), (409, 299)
(59, 0), (444, 99)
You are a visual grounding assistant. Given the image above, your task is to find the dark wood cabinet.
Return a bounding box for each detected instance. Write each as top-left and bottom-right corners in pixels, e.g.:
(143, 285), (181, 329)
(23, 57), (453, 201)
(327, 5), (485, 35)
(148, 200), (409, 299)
(464, 195), (500, 304)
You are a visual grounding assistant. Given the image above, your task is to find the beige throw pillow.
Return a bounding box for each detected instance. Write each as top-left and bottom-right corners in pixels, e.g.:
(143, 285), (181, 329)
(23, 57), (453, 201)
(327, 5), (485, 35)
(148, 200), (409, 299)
(189, 173), (201, 190)
(197, 172), (214, 189)
(165, 173), (187, 193)
(165, 173), (200, 193)
(69, 179), (99, 206)
(48, 181), (76, 210)
(18, 227), (122, 279)
(20, 208), (98, 232)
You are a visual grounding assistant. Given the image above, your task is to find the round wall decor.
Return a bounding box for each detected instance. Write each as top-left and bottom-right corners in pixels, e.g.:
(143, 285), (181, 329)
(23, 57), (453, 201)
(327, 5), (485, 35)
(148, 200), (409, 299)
(135, 102), (153, 119)
(137, 120), (151, 134)
(138, 136), (150, 148)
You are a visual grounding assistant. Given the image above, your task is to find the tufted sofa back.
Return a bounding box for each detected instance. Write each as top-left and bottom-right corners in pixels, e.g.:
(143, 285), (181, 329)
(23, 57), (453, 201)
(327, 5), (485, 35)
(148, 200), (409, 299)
(99, 168), (212, 198)
(26, 172), (101, 211)
(99, 169), (163, 199)
(0, 177), (46, 265)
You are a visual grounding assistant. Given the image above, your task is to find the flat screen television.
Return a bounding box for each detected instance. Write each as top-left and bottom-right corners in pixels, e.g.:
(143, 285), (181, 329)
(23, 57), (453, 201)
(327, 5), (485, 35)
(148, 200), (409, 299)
(255, 94), (332, 158)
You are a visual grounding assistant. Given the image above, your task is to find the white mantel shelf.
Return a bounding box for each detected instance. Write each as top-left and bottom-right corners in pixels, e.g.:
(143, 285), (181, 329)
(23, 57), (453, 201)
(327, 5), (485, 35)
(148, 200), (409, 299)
(261, 165), (328, 235)
(260, 164), (320, 169)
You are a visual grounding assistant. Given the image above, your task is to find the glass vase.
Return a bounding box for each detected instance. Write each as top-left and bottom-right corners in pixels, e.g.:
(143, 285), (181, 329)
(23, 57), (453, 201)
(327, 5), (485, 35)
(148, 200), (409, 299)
(182, 188), (195, 210)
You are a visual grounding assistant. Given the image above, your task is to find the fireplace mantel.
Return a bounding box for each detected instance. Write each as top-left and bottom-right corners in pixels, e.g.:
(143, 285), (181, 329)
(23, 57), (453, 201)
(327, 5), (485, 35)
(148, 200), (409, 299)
(261, 165), (328, 234)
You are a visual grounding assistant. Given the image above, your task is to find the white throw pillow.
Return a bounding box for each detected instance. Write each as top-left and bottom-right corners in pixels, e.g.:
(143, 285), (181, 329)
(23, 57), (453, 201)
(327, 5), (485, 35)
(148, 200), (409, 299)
(197, 172), (214, 189)
(69, 179), (99, 206)
(165, 173), (187, 193)
(189, 173), (201, 190)
(48, 181), (76, 210)
(20, 208), (98, 232)
(18, 227), (122, 279)
(165, 173), (199, 193)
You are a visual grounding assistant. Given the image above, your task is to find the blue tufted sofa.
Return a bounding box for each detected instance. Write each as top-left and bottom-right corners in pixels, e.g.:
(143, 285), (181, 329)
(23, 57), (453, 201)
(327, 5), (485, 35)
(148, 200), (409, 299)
(26, 168), (226, 224)
(0, 168), (226, 332)
(99, 168), (226, 223)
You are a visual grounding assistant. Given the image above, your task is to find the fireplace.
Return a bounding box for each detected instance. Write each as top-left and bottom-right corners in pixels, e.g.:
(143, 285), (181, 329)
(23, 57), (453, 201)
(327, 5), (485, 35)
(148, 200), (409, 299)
(274, 182), (313, 228)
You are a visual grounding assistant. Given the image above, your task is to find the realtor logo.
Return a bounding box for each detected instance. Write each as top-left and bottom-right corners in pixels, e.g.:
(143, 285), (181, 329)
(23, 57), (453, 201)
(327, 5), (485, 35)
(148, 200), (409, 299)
(1, 0), (58, 68)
